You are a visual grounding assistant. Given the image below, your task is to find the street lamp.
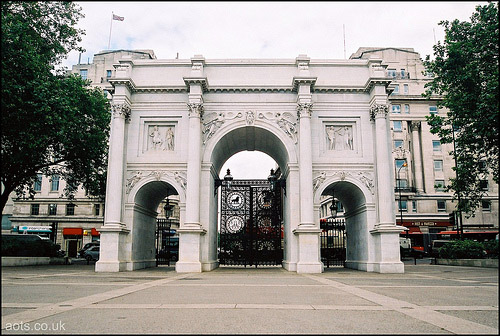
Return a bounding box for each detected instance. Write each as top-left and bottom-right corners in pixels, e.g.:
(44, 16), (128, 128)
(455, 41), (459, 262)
(397, 162), (408, 237)
(329, 189), (338, 219)
(223, 169), (233, 190)
(268, 169), (277, 192)
(164, 189), (174, 219)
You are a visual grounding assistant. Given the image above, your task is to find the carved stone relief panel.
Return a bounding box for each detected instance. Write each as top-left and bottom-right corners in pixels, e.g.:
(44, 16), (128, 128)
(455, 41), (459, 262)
(147, 125), (175, 151)
(325, 125), (354, 151)
(126, 170), (187, 194)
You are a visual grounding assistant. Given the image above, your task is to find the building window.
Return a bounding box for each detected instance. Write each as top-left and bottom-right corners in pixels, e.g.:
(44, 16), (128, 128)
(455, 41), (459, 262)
(393, 120), (402, 132)
(404, 104), (410, 113)
(482, 201), (491, 211)
(480, 180), (489, 191)
(31, 204), (40, 215)
(429, 106), (438, 115)
(396, 179), (408, 189)
(80, 69), (88, 80)
(412, 200), (417, 213)
(66, 203), (75, 216)
(48, 204), (57, 215)
(106, 70), (112, 78)
(403, 84), (409, 94)
(94, 204), (101, 216)
(393, 84), (399, 94)
(435, 180), (445, 191)
(34, 174), (42, 191)
(400, 69), (406, 78)
(391, 105), (401, 114)
(395, 159), (407, 170)
(434, 160), (443, 172)
(432, 140), (442, 152)
(394, 140), (404, 149)
(398, 200), (408, 212)
(50, 175), (60, 191)
(387, 69), (397, 77)
(437, 200), (446, 212)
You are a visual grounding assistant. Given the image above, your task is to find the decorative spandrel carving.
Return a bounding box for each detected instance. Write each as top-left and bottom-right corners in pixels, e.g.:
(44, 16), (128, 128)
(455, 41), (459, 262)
(148, 125), (175, 151)
(276, 112), (298, 143)
(111, 103), (131, 121)
(187, 103), (204, 118)
(258, 111), (298, 144)
(392, 146), (408, 160)
(202, 112), (225, 144)
(369, 104), (388, 121)
(174, 171), (187, 190)
(297, 103), (313, 118)
(126, 171), (143, 194)
(125, 170), (187, 194)
(313, 170), (375, 195)
(313, 172), (326, 192)
(326, 125), (354, 151)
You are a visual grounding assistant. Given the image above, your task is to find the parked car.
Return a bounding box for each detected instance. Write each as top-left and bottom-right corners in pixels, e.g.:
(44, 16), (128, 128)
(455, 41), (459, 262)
(80, 245), (100, 261)
(78, 242), (100, 258)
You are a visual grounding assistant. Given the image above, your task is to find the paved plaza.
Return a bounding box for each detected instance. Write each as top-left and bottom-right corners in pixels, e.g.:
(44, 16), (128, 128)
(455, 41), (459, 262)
(1, 261), (498, 334)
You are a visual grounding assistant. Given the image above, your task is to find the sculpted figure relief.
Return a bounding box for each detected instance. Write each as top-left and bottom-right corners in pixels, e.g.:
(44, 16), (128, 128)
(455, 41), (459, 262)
(326, 125), (353, 151)
(165, 127), (175, 151)
(149, 126), (162, 150)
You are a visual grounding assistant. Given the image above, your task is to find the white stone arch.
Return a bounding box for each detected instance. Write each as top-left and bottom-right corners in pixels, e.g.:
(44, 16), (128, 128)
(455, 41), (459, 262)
(202, 117), (299, 173)
(127, 174), (186, 206)
(314, 175), (376, 272)
(123, 174), (185, 271)
(198, 117), (300, 271)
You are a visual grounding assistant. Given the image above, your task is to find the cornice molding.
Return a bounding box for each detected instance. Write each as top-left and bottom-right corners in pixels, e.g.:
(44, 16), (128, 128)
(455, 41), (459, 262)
(183, 77), (209, 92)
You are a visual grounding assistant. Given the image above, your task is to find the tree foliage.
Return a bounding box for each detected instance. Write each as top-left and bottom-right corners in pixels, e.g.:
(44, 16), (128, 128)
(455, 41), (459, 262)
(423, 2), (499, 217)
(1, 2), (110, 214)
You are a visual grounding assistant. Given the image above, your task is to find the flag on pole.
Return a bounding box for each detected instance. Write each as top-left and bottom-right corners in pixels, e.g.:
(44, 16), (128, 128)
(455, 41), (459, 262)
(112, 14), (124, 21)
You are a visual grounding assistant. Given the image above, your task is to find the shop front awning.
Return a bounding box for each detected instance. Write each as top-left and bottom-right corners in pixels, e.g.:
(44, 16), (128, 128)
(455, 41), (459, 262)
(91, 228), (100, 236)
(63, 228), (83, 236)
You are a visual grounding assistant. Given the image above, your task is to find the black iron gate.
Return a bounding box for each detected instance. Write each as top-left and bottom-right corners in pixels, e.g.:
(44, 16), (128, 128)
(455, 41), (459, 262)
(219, 180), (283, 267)
(156, 218), (178, 266)
(320, 218), (346, 267)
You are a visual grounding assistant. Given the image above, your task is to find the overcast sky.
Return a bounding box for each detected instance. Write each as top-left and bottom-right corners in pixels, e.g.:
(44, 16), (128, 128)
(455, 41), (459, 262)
(63, 1), (487, 179)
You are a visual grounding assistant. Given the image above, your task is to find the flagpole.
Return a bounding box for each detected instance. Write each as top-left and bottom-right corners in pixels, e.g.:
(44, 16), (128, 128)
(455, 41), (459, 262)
(107, 12), (113, 50)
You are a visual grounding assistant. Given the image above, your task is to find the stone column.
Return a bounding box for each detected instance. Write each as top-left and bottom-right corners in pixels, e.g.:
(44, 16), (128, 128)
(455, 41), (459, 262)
(370, 104), (395, 226)
(297, 102), (315, 227)
(95, 102), (131, 272)
(176, 101), (206, 273)
(410, 121), (424, 193)
(292, 58), (323, 273)
(369, 103), (404, 273)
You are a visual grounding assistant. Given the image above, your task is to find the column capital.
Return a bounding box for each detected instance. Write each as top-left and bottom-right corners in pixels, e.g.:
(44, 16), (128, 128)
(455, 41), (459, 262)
(111, 103), (131, 121)
(409, 120), (421, 131)
(297, 102), (313, 118)
(369, 104), (389, 121)
(187, 102), (204, 118)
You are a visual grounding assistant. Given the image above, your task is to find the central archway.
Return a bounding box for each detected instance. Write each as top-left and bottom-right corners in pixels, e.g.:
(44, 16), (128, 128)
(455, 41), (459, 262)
(199, 121), (300, 271)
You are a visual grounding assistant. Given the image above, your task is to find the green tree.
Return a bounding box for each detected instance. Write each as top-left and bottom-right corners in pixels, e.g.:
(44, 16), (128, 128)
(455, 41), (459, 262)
(423, 2), (499, 217)
(1, 2), (110, 214)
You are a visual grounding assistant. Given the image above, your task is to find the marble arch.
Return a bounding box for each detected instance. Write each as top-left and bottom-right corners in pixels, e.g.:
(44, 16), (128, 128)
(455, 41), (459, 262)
(96, 54), (406, 274)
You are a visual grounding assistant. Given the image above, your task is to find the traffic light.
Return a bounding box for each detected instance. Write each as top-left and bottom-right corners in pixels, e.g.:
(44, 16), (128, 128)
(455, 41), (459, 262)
(448, 211), (455, 228)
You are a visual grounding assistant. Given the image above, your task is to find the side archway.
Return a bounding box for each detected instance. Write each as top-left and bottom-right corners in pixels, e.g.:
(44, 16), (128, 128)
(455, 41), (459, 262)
(315, 176), (376, 271)
(124, 177), (183, 270)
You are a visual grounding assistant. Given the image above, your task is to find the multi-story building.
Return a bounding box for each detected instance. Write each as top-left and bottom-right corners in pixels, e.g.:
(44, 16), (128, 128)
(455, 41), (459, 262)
(320, 47), (498, 248)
